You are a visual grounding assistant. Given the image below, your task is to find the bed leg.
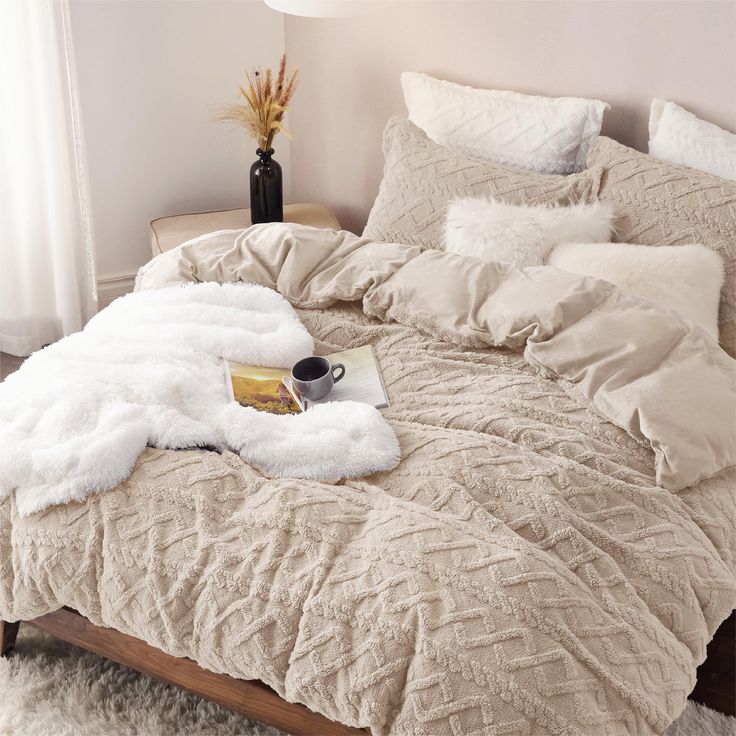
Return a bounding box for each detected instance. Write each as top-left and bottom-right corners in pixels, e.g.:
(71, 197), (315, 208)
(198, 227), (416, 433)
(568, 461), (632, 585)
(1, 620), (20, 656)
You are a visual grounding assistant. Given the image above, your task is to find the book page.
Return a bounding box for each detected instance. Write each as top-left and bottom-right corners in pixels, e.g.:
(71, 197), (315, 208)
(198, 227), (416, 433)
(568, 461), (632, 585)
(308, 345), (389, 409)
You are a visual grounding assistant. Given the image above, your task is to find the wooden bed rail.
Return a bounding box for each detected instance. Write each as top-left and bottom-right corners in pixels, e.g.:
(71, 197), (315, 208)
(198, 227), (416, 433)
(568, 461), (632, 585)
(3, 609), (734, 727)
(0, 619), (20, 657)
(6, 609), (367, 736)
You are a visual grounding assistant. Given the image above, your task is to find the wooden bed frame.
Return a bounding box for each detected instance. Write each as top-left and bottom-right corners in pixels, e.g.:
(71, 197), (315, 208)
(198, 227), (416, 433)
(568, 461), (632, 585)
(2, 608), (733, 731)
(1, 608), (365, 735)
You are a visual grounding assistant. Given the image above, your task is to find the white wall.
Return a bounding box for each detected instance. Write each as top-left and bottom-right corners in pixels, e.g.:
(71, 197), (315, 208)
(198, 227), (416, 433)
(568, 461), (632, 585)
(69, 0), (287, 282)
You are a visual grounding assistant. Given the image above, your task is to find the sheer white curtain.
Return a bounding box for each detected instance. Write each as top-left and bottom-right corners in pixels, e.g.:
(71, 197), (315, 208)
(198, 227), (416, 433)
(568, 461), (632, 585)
(0, 0), (96, 358)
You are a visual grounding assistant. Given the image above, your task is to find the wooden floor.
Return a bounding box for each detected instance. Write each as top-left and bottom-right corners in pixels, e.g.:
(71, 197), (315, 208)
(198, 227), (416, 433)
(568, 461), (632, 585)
(0, 352), (24, 381)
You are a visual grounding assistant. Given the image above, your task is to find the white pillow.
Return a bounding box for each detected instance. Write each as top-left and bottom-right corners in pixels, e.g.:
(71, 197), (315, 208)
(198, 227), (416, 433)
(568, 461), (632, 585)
(547, 242), (724, 337)
(444, 199), (613, 268)
(648, 99), (736, 181)
(402, 72), (609, 175)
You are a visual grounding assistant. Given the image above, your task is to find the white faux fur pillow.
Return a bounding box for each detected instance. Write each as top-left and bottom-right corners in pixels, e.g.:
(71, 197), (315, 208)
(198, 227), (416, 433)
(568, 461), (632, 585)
(444, 199), (613, 268)
(547, 242), (724, 337)
(648, 99), (736, 181)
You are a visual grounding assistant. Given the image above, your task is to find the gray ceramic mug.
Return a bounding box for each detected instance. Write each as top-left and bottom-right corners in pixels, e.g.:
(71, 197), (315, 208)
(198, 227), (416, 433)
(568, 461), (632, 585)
(290, 356), (346, 401)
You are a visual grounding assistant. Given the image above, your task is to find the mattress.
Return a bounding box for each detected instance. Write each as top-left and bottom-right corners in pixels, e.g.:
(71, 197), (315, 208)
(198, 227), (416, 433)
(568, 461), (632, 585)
(2, 290), (734, 735)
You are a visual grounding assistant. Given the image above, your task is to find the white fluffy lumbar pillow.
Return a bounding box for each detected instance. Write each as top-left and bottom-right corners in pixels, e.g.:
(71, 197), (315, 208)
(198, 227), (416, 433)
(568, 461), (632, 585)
(547, 242), (724, 337)
(648, 98), (736, 181)
(444, 199), (614, 268)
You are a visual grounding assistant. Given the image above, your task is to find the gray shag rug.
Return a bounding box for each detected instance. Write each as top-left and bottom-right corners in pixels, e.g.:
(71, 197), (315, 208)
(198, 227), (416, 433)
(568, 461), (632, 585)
(0, 628), (733, 736)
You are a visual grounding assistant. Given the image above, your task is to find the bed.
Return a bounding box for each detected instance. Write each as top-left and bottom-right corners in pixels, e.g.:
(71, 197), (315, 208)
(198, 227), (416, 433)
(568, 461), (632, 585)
(2, 117), (735, 736)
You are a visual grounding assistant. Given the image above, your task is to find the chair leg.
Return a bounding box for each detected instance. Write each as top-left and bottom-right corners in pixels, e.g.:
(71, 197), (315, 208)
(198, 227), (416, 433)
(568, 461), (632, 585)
(1, 620), (20, 657)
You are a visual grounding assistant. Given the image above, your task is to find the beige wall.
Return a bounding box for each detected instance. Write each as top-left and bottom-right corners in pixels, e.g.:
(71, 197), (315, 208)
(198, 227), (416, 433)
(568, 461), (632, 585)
(285, 0), (736, 235)
(70, 0), (736, 278)
(70, 0), (286, 280)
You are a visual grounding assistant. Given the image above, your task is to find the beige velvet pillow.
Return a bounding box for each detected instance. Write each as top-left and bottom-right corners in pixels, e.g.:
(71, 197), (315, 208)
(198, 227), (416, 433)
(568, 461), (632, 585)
(363, 117), (603, 250)
(588, 136), (736, 357)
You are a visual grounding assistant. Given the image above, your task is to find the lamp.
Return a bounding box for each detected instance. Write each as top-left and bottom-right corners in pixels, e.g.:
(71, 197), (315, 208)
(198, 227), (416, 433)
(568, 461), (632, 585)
(264, 0), (392, 17)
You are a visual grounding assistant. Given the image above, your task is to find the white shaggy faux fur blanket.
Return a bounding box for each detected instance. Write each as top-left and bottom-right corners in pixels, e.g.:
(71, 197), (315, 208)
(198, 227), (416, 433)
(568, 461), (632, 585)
(0, 283), (400, 516)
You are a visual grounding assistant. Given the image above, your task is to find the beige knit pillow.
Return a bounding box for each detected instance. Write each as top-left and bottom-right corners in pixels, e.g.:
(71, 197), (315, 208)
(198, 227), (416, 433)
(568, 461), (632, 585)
(363, 117), (603, 251)
(588, 136), (736, 357)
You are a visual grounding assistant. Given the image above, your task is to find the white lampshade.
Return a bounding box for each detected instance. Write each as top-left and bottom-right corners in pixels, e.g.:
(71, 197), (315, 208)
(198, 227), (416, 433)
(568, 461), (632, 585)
(264, 0), (392, 17)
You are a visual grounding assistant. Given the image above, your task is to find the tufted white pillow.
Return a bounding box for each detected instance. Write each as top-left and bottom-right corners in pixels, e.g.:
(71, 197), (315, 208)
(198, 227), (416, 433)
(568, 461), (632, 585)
(548, 242), (724, 337)
(444, 199), (613, 268)
(402, 72), (609, 175)
(648, 99), (736, 181)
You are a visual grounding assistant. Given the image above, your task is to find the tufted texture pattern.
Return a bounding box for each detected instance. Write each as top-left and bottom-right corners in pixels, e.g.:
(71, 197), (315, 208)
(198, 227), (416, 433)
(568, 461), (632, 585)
(648, 99), (736, 182)
(588, 136), (736, 358)
(402, 72), (609, 175)
(2, 302), (735, 736)
(363, 118), (603, 250)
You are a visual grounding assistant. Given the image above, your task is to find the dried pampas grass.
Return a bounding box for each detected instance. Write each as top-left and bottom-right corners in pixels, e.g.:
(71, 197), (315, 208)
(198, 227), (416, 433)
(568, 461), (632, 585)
(215, 54), (299, 151)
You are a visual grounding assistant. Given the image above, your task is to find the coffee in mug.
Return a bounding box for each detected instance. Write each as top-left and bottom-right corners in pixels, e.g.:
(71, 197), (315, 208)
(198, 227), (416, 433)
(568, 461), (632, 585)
(290, 356), (346, 401)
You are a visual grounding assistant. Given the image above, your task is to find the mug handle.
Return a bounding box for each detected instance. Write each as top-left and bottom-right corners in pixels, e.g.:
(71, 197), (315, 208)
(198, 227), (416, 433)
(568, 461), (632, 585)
(331, 363), (346, 383)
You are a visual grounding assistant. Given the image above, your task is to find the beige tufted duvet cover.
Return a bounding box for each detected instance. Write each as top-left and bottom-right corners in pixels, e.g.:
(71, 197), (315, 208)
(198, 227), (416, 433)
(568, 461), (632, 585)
(2, 226), (735, 736)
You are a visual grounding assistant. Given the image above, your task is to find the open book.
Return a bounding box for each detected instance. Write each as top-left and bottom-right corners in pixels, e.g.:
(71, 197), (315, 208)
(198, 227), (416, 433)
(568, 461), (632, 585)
(224, 345), (389, 414)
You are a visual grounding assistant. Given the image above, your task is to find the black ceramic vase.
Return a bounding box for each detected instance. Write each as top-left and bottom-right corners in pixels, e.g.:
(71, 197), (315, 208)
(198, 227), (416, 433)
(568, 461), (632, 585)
(250, 147), (283, 223)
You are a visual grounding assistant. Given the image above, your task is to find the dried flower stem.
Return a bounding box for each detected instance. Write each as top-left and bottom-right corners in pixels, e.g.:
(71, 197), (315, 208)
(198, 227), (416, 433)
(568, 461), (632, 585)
(214, 54), (299, 151)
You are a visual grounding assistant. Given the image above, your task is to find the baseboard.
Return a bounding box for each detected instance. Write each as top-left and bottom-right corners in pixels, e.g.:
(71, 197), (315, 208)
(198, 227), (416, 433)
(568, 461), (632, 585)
(97, 272), (136, 310)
